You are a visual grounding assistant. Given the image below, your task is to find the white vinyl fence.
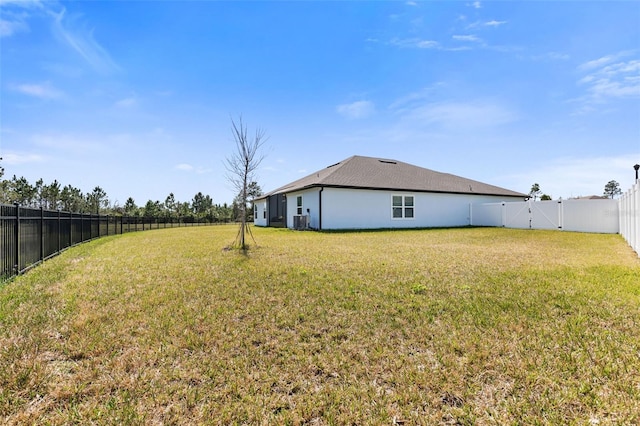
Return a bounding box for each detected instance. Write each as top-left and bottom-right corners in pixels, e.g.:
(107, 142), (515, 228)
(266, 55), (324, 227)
(471, 186), (639, 257)
(619, 182), (639, 256)
(471, 199), (619, 234)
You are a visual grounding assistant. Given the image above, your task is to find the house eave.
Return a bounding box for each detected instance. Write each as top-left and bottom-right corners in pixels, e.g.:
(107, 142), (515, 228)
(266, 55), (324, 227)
(273, 184), (526, 198)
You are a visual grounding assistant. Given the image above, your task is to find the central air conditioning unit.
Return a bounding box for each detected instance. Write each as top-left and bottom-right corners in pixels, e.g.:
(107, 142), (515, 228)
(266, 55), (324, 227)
(293, 215), (308, 230)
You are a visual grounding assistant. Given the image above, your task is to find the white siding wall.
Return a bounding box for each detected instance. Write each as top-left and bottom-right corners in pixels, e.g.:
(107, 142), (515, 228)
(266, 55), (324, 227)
(286, 189), (320, 229)
(253, 199), (268, 227)
(317, 187), (520, 230)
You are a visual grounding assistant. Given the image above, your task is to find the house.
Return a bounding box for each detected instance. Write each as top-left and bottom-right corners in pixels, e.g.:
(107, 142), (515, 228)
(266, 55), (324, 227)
(254, 155), (526, 230)
(571, 195), (610, 200)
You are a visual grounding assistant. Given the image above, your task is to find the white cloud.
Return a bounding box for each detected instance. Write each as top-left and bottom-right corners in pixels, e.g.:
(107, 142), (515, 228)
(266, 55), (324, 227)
(390, 34), (514, 52)
(2, 1), (120, 75)
(11, 82), (63, 99)
(31, 133), (103, 152)
(530, 51), (570, 61)
(2, 152), (45, 165)
(452, 34), (481, 43)
(336, 100), (375, 120)
(175, 163), (212, 174)
(416, 40), (439, 49)
(503, 154), (640, 199)
(0, 15), (29, 37)
(387, 83), (446, 112)
(471, 1), (482, 9)
(484, 20), (507, 27)
(394, 100), (518, 129)
(0, 0), (44, 7)
(49, 7), (121, 74)
(578, 50), (635, 70)
(389, 37), (440, 49)
(115, 96), (138, 108)
(0, 0), (44, 38)
(176, 163), (194, 171)
(467, 20), (508, 29)
(574, 54), (640, 112)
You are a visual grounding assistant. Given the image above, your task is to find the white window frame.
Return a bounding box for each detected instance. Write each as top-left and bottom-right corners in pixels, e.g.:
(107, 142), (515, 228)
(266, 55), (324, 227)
(391, 194), (415, 220)
(296, 195), (303, 215)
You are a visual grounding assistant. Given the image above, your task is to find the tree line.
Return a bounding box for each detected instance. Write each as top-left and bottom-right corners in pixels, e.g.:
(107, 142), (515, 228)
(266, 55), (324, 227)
(0, 157), (261, 222)
(528, 180), (623, 200)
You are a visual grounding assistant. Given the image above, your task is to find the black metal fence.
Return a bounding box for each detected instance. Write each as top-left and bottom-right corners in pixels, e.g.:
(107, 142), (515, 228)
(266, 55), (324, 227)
(1, 203), (214, 283)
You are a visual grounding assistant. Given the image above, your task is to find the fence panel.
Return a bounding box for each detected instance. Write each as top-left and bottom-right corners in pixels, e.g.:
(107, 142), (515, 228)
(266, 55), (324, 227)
(43, 209), (60, 260)
(530, 201), (561, 230)
(470, 203), (503, 227)
(504, 202), (531, 229)
(19, 207), (41, 273)
(471, 199), (620, 235)
(60, 211), (72, 252)
(71, 213), (83, 245)
(562, 199), (619, 233)
(619, 183), (639, 256)
(1, 203), (216, 283)
(1, 204), (17, 281)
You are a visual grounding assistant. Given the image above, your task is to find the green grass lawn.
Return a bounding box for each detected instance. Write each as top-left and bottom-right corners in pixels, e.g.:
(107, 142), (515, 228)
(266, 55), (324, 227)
(1, 225), (639, 425)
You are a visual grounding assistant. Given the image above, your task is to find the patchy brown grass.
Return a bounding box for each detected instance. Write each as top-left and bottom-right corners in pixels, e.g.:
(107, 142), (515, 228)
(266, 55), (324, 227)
(1, 226), (639, 424)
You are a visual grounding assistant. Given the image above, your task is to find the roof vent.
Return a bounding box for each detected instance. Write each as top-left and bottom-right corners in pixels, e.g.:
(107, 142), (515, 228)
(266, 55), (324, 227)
(327, 162), (341, 168)
(378, 159), (397, 165)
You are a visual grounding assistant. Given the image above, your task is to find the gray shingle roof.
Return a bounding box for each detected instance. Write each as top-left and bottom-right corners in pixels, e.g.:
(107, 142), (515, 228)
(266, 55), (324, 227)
(262, 155), (526, 198)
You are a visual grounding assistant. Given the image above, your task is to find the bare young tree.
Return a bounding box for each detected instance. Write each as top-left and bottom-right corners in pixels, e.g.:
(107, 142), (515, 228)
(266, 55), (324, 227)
(225, 116), (267, 250)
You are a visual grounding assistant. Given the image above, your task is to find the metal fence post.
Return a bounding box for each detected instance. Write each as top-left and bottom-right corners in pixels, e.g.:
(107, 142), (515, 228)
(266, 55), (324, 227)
(40, 206), (45, 263)
(14, 203), (20, 275)
(57, 208), (61, 253)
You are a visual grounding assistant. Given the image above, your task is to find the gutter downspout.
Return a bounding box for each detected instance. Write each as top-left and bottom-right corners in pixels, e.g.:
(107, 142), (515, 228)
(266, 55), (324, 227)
(319, 187), (323, 231)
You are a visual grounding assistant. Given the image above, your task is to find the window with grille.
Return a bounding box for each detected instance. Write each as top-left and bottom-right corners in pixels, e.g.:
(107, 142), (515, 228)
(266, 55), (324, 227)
(392, 195), (414, 219)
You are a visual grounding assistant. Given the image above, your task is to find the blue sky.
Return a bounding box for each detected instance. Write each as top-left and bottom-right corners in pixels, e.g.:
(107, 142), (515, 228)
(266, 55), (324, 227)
(1, 0), (639, 206)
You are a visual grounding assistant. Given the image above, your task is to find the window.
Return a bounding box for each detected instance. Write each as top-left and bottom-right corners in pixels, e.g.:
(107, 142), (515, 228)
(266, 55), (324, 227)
(296, 196), (303, 215)
(254, 205), (258, 219)
(392, 195), (414, 219)
(263, 209), (266, 219)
